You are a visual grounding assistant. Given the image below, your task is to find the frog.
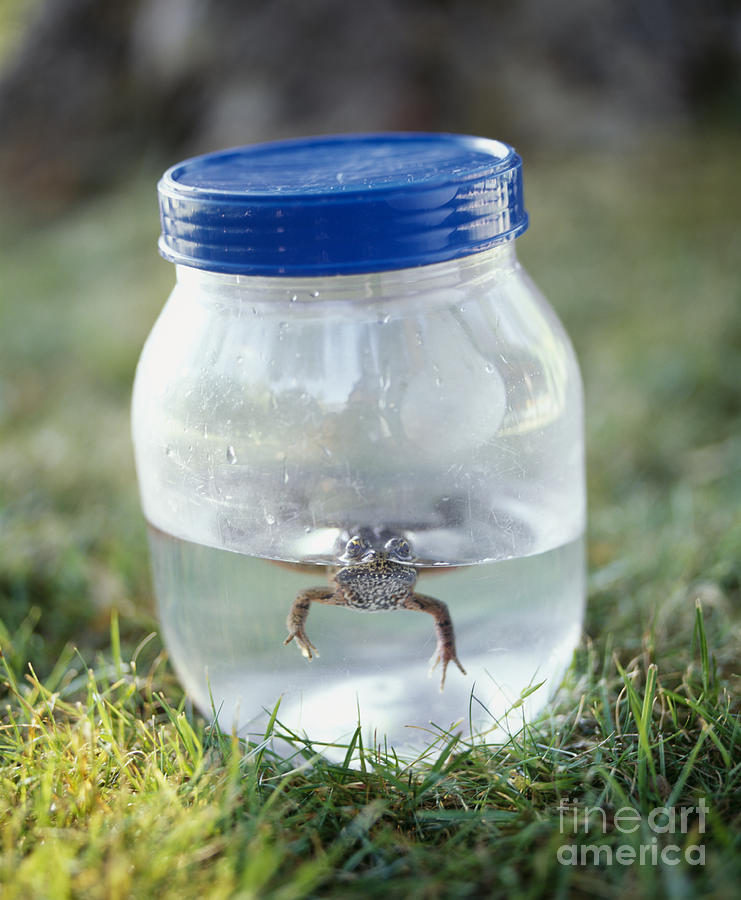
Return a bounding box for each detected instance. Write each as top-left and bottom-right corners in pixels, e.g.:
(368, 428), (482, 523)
(284, 534), (466, 689)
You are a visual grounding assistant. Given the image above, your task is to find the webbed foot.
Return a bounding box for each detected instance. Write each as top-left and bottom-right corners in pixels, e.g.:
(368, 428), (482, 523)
(284, 628), (319, 660)
(429, 646), (467, 691)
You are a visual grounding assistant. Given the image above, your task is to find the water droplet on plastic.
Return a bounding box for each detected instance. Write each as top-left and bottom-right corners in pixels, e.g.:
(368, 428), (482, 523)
(226, 446), (237, 464)
(310, 290), (320, 298)
(265, 512), (276, 526)
(236, 354), (243, 363)
(484, 363), (496, 374)
(290, 294), (298, 303)
(164, 445), (173, 457)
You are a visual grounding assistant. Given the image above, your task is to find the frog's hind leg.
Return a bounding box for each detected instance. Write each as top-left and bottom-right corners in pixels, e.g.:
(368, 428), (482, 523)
(284, 587), (340, 661)
(403, 592), (467, 690)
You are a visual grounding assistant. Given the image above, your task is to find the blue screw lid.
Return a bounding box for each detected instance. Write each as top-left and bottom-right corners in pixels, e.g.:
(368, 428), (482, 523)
(158, 133), (529, 276)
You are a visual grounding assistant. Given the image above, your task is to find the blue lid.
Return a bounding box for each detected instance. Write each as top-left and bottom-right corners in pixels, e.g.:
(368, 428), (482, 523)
(158, 133), (529, 276)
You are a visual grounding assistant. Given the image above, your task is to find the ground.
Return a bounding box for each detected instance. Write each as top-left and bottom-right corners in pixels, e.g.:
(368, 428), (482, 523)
(0, 132), (739, 898)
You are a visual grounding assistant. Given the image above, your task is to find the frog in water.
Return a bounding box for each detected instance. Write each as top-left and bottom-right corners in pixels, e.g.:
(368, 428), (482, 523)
(284, 535), (466, 689)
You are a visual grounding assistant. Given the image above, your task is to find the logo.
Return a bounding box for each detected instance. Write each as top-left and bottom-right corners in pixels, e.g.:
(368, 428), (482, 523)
(557, 798), (707, 866)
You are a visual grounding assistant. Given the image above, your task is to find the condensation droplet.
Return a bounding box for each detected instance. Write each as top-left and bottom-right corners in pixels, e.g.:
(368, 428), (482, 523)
(290, 294), (298, 302)
(484, 363), (496, 374)
(226, 446), (237, 464)
(164, 445), (173, 457)
(310, 290), (320, 298)
(265, 512), (276, 526)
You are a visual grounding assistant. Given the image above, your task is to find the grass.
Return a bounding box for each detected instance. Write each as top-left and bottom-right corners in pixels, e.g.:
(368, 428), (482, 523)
(1, 131), (740, 898)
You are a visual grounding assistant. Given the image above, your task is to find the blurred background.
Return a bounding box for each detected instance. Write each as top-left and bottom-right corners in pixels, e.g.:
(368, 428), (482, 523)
(0, 0), (739, 209)
(1, 0), (740, 672)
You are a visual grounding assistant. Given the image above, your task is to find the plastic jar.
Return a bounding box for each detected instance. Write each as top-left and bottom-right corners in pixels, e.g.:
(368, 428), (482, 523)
(132, 133), (585, 758)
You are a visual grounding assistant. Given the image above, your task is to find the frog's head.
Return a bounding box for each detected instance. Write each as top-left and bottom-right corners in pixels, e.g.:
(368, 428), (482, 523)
(341, 534), (415, 565)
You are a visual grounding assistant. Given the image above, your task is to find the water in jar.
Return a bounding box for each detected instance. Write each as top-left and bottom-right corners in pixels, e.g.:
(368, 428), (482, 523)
(148, 513), (584, 762)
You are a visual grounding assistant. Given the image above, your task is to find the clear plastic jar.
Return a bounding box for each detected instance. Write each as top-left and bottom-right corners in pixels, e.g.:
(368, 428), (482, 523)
(132, 134), (585, 758)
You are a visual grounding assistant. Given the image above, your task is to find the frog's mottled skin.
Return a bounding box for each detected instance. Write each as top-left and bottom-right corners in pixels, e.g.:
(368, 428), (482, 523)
(284, 536), (466, 689)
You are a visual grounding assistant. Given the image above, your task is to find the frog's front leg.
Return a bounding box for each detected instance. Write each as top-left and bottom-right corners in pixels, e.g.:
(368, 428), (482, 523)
(284, 587), (342, 660)
(403, 592), (467, 690)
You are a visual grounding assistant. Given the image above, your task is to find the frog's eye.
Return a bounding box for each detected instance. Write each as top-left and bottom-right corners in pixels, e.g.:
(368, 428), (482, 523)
(385, 537), (412, 560)
(345, 536), (369, 559)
